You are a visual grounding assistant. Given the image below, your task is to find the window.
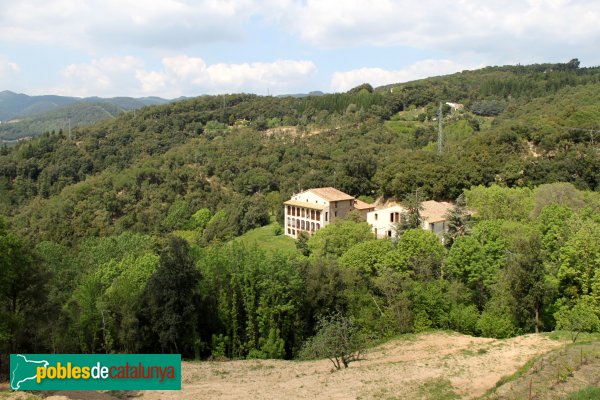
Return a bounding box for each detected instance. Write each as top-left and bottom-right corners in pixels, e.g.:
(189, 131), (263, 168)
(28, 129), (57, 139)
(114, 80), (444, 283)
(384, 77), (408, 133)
(287, 205), (290, 215)
(311, 222), (315, 231)
(287, 228), (291, 234)
(334, 211), (337, 217)
(316, 223), (320, 230)
(325, 212), (328, 222)
(390, 213), (394, 222)
(335, 202), (338, 209)
(387, 230), (392, 237)
(316, 211), (321, 220)
(301, 208), (305, 218)
(374, 213), (378, 221)
(311, 210), (315, 220)
(429, 223), (434, 231)
(301, 220), (305, 230)
(291, 207), (295, 217)
(296, 219), (300, 228)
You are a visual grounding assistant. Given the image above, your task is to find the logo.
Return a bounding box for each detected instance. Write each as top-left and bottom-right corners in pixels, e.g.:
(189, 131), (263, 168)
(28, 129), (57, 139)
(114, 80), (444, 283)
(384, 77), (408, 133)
(10, 354), (181, 391)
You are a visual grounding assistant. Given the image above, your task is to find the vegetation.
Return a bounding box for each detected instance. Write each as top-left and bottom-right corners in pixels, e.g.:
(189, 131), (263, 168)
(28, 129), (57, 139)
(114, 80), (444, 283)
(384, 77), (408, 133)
(299, 312), (365, 369)
(0, 60), (599, 367)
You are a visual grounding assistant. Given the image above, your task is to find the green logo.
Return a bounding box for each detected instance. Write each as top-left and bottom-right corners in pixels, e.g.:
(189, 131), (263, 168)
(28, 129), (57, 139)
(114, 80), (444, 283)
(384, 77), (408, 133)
(10, 354), (181, 391)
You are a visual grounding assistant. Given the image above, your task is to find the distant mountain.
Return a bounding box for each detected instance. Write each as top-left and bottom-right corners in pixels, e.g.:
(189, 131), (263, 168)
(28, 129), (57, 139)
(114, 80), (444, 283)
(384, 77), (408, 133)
(0, 91), (76, 121)
(277, 91), (324, 98)
(0, 91), (172, 140)
(0, 90), (171, 121)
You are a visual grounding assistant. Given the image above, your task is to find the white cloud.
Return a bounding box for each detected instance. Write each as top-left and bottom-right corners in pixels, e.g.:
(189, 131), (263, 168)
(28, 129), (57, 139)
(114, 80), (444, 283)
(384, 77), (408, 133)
(0, 55), (21, 88)
(155, 56), (317, 96)
(273, 0), (600, 63)
(330, 59), (481, 92)
(59, 56), (145, 97)
(54, 55), (316, 97)
(0, 0), (255, 50)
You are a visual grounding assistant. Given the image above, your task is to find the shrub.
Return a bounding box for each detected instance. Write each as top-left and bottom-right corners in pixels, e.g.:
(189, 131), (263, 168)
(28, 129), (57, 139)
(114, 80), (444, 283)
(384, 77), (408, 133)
(299, 312), (366, 370)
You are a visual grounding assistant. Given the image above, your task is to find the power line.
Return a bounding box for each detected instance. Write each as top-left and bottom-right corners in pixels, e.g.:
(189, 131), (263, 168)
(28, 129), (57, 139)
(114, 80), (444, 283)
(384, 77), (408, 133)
(437, 102), (443, 155)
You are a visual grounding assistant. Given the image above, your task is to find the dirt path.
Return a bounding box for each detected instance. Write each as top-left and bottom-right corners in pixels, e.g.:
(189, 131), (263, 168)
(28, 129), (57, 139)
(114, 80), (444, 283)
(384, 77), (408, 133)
(138, 332), (561, 400)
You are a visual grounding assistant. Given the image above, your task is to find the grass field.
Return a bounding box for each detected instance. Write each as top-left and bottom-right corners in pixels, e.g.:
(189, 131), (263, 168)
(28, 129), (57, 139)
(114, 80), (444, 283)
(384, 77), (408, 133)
(232, 223), (298, 255)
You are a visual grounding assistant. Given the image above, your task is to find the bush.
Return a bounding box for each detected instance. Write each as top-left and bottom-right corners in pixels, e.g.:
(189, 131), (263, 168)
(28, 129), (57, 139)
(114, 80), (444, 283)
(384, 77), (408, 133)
(554, 300), (600, 343)
(448, 304), (480, 335)
(477, 310), (517, 339)
(299, 312), (366, 369)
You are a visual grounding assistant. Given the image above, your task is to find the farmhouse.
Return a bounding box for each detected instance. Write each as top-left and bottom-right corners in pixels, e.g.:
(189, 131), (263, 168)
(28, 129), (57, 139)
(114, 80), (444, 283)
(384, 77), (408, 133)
(367, 200), (453, 240)
(284, 187), (368, 239)
(284, 187), (452, 241)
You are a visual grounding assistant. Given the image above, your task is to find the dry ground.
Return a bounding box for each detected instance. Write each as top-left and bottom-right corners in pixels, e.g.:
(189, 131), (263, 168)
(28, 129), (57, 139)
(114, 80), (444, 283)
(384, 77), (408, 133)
(5, 332), (563, 400)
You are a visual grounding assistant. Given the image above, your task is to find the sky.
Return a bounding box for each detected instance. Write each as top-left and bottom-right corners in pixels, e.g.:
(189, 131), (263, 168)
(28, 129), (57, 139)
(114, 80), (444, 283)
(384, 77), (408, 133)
(0, 0), (599, 98)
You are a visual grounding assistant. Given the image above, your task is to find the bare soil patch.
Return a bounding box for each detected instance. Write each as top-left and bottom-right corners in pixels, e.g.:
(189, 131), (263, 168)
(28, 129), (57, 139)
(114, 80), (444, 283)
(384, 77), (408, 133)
(3, 332), (562, 400)
(144, 332), (560, 400)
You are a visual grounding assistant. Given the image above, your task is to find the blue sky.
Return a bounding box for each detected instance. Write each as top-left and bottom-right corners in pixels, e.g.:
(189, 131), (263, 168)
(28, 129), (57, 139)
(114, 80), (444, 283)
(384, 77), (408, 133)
(0, 0), (599, 98)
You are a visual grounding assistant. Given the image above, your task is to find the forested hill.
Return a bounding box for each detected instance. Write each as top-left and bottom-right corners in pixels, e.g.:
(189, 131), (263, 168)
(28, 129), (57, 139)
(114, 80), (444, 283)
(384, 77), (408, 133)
(1, 60), (600, 364)
(0, 91), (171, 141)
(0, 59), (598, 245)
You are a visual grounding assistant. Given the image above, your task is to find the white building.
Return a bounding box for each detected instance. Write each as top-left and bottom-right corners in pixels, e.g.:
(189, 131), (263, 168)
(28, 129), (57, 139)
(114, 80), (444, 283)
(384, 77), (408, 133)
(283, 187), (452, 241)
(283, 187), (354, 239)
(284, 187), (364, 239)
(366, 200), (453, 240)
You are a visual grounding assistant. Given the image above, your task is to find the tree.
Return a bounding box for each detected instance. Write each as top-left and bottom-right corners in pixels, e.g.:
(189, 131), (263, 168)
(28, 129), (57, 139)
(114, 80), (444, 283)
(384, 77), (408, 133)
(445, 221), (509, 309)
(188, 208), (212, 232)
(464, 185), (533, 221)
(402, 190), (424, 230)
(554, 300), (600, 343)
(339, 240), (393, 276)
(139, 236), (201, 356)
(296, 231), (310, 256)
(308, 220), (374, 259)
(443, 194), (470, 248)
(505, 230), (548, 333)
(557, 221), (600, 301)
(0, 222), (49, 354)
(379, 229), (445, 280)
(299, 312), (365, 370)
(531, 182), (584, 218)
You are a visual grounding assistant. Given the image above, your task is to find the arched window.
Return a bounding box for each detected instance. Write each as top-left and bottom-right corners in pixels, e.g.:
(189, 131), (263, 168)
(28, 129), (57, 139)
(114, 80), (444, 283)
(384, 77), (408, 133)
(301, 220), (305, 230)
(316, 223), (320, 230)
(311, 222), (315, 231)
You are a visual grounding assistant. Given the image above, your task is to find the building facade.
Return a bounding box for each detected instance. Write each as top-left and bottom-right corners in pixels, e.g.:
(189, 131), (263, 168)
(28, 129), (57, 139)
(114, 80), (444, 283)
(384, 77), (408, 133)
(366, 200), (453, 240)
(284, 187), (361, 239)
(284, 187), (452, 241)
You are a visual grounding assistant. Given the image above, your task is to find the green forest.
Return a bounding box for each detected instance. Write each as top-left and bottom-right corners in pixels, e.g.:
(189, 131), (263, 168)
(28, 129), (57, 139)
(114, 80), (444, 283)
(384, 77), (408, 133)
(0, 60), (599, 362)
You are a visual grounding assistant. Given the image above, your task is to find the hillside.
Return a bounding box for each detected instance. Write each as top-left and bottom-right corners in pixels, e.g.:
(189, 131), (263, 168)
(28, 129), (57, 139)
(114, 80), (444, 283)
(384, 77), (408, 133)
(0, 61), (599, 376)
(0, 91), (171, 140)
(0, 61), (598, 244)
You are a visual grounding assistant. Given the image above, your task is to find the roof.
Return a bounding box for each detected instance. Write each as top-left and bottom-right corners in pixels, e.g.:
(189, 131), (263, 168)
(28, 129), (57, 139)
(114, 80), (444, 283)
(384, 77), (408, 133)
(354, 199), (375, 210)
(307, 187), (354, 202)
(284, 199), (328, 210)
(421, 200), (453, 223)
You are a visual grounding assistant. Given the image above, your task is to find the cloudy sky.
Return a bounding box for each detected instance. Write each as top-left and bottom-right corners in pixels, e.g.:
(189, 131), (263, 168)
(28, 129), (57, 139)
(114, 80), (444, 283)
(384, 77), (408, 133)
(0, 0), (598, 98)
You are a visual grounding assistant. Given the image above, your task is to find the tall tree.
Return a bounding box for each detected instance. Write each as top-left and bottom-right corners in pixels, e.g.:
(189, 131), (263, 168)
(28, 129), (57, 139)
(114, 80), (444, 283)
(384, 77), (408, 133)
(139, 236), (201, 356)
(443, 194), (471, 248)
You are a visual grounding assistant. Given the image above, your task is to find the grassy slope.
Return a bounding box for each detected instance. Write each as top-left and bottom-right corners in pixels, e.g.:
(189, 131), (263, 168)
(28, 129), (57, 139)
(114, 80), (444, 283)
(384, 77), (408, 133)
(483, 332), (600, 399)
(232, 223), (298, 255)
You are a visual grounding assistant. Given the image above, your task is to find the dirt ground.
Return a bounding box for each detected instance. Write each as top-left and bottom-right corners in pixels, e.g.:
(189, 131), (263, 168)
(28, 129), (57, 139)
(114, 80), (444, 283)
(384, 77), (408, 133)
(6, 332), (563, 400)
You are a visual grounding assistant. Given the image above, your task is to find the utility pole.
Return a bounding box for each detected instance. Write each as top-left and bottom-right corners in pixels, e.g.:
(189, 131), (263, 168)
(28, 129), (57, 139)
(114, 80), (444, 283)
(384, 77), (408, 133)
(437, 102), (443, 155)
